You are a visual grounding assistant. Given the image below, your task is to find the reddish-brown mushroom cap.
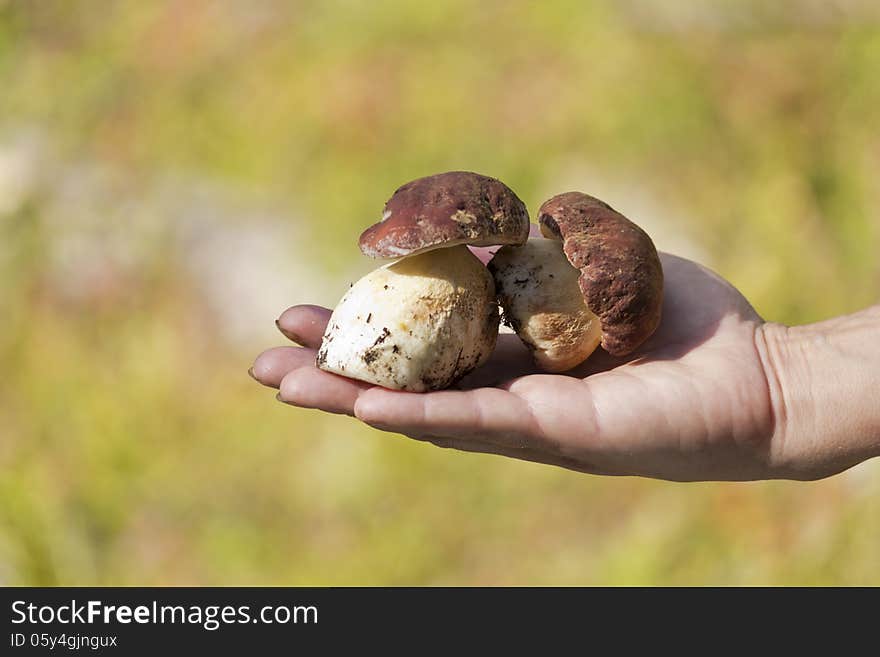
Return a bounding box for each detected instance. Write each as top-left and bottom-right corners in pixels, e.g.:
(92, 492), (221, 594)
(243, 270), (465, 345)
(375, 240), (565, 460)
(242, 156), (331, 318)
(359, 171), (530, 258)
(538, 192), (663, 357)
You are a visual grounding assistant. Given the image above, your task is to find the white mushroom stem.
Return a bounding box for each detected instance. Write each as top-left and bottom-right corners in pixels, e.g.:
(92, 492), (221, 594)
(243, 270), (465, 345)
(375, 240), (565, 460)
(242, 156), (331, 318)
(317, 245), (499, 392)
(490, 237), (601, 372)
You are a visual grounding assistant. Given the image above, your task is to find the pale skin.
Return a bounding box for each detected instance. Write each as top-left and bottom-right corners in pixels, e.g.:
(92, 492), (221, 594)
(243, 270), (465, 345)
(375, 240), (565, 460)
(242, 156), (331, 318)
(250, 250), (880, 482)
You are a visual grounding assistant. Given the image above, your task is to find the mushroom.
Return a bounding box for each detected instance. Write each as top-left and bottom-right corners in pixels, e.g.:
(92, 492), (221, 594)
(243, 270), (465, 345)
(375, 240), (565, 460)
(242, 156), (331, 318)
(489, 237), (602, 372)
(489, 192), (663, 372)
(317, 171), (530, 392)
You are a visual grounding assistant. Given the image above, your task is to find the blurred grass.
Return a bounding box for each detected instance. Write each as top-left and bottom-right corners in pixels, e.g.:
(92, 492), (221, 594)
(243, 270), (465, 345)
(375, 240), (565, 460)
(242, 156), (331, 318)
(0, 0), (878, 585)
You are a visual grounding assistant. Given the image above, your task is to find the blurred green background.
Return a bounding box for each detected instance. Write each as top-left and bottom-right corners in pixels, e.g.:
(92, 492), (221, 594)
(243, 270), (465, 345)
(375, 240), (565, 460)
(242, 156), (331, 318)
(1, 0), (878, 585)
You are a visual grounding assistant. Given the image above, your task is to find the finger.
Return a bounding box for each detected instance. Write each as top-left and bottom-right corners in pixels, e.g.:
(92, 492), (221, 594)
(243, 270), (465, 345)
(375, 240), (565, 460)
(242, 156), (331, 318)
(251, 346), (316, 388)
(469, 245), (502, 265)
(278, 365), (372, 416)
(353, 386), (548, 450)
(275, 305), (331, 347)
(469, 224), (541, 265)
(426, 436), (619, 476)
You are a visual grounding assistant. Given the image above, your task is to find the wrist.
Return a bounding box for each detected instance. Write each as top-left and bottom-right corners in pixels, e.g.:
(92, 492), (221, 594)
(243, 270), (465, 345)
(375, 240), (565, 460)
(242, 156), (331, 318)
(758, 306), (880, 479)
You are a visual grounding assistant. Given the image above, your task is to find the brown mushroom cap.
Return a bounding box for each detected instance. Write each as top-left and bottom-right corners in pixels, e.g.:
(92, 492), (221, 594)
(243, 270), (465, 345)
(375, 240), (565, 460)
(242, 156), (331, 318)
(538, 192), (663, 356)
(359, 171), (530, 259)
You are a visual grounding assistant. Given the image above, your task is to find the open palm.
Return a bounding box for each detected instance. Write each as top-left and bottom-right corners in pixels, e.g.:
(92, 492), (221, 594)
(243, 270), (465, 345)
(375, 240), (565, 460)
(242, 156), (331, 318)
(251, 253), (790, 481)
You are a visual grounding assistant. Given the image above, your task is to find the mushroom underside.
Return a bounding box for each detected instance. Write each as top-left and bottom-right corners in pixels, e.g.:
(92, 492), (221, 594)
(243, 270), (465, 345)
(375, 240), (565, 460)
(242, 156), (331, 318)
(490, 238), (601, 373)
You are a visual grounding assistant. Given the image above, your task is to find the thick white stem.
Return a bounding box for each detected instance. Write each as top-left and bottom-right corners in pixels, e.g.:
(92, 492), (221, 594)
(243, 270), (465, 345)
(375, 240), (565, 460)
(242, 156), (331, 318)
(317, 246), (499, 392)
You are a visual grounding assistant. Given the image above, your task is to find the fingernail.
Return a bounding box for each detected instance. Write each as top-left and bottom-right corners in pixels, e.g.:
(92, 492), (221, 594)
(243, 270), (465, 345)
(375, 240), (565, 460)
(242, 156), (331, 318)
(275, 392), (285, 403)
(247, 367), (257, 380)
(275, 319), (302, 344)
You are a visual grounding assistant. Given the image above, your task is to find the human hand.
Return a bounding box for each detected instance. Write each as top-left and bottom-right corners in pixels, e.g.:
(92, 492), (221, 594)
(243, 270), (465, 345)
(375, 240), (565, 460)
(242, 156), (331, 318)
(250, 253), (876, 481)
